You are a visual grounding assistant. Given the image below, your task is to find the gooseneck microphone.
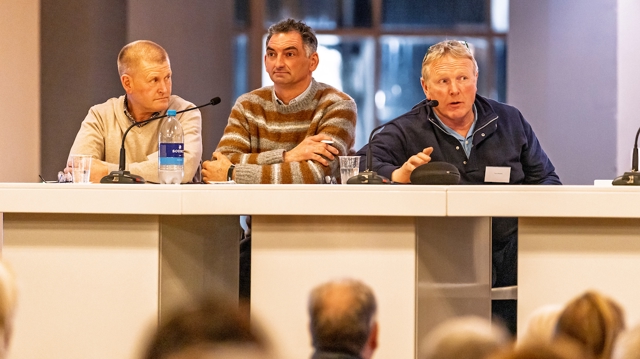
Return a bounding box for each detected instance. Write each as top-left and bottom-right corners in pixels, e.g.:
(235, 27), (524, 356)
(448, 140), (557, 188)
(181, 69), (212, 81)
(100, 97), (221, 184)
(613, 126), (640, 185)
(347, 99), (439, 184)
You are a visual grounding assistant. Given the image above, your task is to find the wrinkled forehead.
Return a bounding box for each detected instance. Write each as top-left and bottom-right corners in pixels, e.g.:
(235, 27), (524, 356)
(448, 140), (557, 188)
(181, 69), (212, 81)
(130, 59), (171, 77)
(425, 55), (476, 79)
(266, 31), (305, 51)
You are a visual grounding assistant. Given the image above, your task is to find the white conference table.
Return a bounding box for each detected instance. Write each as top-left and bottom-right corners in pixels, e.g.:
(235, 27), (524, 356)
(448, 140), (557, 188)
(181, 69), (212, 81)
(447, 185), (640, 333)
(0, 183), (491, 359)
(2, 183), (640, 359)
(182, 184), (491, 359)
(0, 183), (242, 359)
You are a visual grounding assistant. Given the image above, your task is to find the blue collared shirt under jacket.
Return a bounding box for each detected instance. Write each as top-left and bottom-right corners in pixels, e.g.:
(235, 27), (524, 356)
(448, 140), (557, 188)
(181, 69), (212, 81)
(357, 94), (561, 186)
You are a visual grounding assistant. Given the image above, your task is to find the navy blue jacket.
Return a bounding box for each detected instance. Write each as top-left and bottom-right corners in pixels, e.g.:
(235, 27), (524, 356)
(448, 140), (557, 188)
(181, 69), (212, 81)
(357, 95), (561, 185)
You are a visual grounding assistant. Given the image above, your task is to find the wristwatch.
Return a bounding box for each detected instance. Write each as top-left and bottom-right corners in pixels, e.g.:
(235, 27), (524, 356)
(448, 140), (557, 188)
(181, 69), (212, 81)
(227, 164), (235, 182)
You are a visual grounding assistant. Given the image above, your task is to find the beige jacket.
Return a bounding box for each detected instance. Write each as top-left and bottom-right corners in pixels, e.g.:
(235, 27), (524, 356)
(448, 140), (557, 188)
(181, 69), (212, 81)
(69, 95), (203, 183)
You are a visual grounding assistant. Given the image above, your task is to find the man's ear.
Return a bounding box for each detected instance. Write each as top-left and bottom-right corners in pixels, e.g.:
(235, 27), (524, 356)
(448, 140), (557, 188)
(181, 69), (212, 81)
(420, 77), (430, 99)
(121, 74), (133, 94)
(368, 321), (378, 350)
(309, 52), (319, 72)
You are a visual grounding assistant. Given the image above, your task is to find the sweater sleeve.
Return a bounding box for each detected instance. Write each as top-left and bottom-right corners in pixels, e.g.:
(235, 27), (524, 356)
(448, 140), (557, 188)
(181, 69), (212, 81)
(218, 96), (357, 184)
(68, 106), (109, 168)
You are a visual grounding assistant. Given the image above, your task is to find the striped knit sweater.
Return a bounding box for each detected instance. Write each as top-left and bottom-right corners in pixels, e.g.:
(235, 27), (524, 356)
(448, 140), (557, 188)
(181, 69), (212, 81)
(216, 79), (357, 184)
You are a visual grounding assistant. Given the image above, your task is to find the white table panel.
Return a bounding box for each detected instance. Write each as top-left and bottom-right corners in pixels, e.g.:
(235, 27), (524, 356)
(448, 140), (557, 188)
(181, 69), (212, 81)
(447, 185), (640, 218)
(181, 184), (448, 216)
(0, 183), (182, 214)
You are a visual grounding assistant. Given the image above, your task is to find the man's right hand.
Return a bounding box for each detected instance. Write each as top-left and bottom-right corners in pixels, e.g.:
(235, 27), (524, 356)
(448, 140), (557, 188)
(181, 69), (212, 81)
(62, 159), (108, 183)
(391, 147), (434, 183)
(283, 134), (339, 166)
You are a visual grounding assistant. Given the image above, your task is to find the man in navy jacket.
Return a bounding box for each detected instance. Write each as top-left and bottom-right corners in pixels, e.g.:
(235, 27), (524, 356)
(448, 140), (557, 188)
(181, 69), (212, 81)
(357, 40), (561, 290)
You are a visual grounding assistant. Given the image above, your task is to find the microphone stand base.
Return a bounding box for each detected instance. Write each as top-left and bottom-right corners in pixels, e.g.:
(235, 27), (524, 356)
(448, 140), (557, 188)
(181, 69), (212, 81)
(346, 171), (390, 184)
(612, 171), (640, 185)
(100, 171), (146, 184)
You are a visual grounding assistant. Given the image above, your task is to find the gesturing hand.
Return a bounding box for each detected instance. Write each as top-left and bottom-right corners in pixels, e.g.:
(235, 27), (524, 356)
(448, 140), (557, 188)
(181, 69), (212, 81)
(391, 147), (434, 183)
(283, 134), (339, 166)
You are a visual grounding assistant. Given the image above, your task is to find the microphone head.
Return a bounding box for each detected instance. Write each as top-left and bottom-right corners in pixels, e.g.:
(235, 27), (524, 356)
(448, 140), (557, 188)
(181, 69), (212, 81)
(427, 99), (439, 107)
(210, 97), (221, 106)
(410, 161), (460, 185)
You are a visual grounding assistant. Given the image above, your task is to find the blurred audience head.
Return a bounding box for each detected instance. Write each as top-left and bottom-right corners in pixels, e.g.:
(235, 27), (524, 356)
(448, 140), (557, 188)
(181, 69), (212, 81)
(517, 304), (563, 348)
(490, 337), (593, 359)
(143, 292), (271, 359)
(554, 291), (625, 359)
(308, 278), (378, 359)
(0, 260), (16, 359)
(612, 323), (640, 359)
(421, 316), (511, 359)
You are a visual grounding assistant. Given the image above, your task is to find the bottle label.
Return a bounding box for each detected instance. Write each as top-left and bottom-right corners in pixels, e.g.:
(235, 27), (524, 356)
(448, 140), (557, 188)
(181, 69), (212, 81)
(159, 143), (184, 166)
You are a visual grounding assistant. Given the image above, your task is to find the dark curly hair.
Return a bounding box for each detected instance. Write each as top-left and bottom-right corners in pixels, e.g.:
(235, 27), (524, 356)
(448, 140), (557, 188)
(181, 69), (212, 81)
(266, 18), (318, 57)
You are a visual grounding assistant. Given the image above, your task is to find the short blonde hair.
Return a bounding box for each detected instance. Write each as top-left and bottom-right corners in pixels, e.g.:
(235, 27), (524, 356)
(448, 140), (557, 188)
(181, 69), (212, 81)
(555, 291), (625, 359)
(117, 40), (170, 76)
(421, 40), (478, 82)
(0, 259), (17, 356)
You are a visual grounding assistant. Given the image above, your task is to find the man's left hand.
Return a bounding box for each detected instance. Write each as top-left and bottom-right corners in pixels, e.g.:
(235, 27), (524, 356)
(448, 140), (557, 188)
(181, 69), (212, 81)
(89, 161), (108, 183)
(202, 152), (233, 182)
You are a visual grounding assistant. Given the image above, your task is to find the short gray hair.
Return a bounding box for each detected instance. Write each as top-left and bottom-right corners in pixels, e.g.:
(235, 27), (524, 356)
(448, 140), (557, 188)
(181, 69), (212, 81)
(266, 18), (318, 57)
(117, 40), (170, 76)
(421, 40), (478, 82)
(308, 278), (377, 355)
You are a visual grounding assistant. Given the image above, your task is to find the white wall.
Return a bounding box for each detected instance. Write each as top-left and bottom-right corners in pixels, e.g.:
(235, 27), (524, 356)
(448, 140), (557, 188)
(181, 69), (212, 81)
(508, 0), (618, 185)
(0, 0), (40, 182)
(617, 0), (640, 174)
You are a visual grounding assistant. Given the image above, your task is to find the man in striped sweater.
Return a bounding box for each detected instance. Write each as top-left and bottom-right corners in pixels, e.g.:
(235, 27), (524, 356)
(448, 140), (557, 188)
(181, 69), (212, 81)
(202, 18), (357, 184)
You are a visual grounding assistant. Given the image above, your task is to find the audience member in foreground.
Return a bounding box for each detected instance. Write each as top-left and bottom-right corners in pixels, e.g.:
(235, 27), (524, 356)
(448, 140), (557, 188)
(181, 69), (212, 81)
(308, 278), (378, 359)
(0, 260), (16, 359)
(490, 338), (593, 359)
(516, 304), (563, 348)
(554, 291), (625, 359)
(613, 323), (640, 359)
(143, 293), (272, 359)
(420, 316), (511, 359)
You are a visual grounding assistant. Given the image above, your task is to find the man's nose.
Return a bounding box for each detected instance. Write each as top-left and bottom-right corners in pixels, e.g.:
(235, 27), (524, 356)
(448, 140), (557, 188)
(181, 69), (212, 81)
(159, 79), (168, 93)
(275, 54), (285, 67)
(449, 81), (460, 95)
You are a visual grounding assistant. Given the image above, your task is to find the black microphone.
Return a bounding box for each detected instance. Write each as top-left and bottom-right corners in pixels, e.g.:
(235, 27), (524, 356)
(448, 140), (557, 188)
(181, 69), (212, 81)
(100, 97), (221, 184)
(347, 99), (439, 184)
(613, 126), (640, 185)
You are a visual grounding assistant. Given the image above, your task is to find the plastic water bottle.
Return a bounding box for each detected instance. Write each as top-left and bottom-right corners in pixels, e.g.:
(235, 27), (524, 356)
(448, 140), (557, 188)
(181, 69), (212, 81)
(158, 109), (184, 184)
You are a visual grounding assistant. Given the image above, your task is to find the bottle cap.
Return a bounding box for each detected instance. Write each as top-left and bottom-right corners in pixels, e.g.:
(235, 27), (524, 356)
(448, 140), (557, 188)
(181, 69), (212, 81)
(167, 109), (177, 116)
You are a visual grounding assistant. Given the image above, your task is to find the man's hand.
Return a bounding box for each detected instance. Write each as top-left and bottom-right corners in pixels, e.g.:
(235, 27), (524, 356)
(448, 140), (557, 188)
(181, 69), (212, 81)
(283, 134), (339, 166)
(89, 161), (108, 183)
(391, 147), (434, 183)
(63, 159), (108, 183)
(202, 152), (233, 182)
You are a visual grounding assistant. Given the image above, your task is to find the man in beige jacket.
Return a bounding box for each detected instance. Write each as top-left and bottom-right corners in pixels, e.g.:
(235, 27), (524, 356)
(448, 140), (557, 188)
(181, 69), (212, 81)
(68, 40), (202, 183)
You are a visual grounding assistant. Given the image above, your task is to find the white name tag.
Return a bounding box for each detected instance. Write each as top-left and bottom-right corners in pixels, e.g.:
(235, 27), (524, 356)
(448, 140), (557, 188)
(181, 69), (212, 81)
(484, 166), (511, 183)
